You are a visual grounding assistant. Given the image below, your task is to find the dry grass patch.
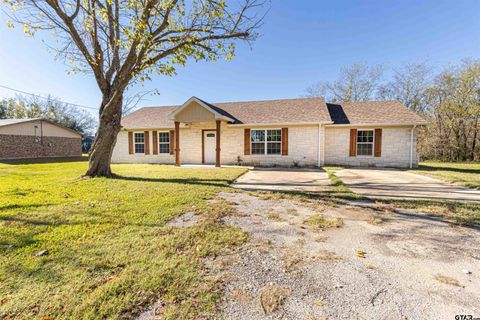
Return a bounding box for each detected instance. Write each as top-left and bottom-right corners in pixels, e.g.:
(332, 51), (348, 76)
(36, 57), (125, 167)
(368, 215), (384, 225)
(356, 250), (367, 258)
(286, 208), (299, 216)
(259, 285), (291, 315)
(255, 191), (285, 201)
(314, 234), (328, 242)
(282, 247), (306, 272)
(229, 288), (252, 304)
(314, 250), (343, 261)
(304, 214), (343, 230)
(251, 238), (273, 254)
(265, 211), (282, 221)
(434, 274), (463, 287)
(214, 255), (239, 270)
(198, 198), (243, 223)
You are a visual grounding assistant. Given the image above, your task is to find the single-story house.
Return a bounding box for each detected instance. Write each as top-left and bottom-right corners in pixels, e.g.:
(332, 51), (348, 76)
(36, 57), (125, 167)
(0, 118), (82, 160)
(112, 97), (426, 168)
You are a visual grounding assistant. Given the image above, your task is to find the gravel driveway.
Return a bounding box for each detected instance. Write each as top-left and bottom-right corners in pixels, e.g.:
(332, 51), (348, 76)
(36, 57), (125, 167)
(209, 192), (480, 319)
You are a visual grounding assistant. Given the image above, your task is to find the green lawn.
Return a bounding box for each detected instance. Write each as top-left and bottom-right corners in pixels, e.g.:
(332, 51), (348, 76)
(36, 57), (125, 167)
(414, 161), (480, 188)
(0, 162), (247, 319)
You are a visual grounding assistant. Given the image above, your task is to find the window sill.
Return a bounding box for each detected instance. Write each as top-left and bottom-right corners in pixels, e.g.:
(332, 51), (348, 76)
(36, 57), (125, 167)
(132, 154), (173, 156)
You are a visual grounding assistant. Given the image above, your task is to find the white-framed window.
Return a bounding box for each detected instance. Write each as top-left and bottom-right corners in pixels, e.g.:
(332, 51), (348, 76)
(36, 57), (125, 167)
(134, 132), (145, 154)
(158, 131), (170, 154)
(356, 129), (374, 156)
(251, 129), (282, 155)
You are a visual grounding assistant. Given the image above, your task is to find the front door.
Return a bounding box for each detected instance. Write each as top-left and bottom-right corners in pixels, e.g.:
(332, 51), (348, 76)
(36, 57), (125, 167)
(203, 131), (216, 164)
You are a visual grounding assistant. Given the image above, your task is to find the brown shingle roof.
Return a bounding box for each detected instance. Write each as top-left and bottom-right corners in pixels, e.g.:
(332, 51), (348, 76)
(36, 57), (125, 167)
(121, 97), (330, 128)
(327, 100), (426, 125)
(213, 97), (330, 124)
(122, 106), (177, 128)
(121, 97), (426, 129)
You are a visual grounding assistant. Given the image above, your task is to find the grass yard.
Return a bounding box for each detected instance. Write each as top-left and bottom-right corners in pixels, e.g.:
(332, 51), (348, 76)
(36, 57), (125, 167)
(0, 162), (247, 319)
(414, 161), (480, 189)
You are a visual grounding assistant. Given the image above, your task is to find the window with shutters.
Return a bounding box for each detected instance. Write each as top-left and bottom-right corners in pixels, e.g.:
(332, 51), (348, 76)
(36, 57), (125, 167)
(356, 130), (374, 156)
(158, 132), (170, 154)
(134, 132), (145, 154)
(251, 129), (282, 155)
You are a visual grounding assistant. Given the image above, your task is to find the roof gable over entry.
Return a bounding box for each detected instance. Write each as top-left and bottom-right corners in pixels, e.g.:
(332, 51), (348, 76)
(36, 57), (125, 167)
(168, 97), (236, 123)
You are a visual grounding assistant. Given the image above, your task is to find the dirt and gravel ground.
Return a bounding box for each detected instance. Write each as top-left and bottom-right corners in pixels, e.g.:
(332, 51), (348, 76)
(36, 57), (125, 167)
(206, 191), (480, 320)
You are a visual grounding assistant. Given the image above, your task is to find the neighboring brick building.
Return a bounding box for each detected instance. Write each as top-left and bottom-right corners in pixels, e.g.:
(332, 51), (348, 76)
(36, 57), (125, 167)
(112, 96), (427, 168)
(0, 119), (82, 160)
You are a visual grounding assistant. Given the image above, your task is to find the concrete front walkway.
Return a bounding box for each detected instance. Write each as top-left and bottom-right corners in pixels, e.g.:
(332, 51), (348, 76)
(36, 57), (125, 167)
(232, 168), (332, 192)
(336, 168), (480, 202)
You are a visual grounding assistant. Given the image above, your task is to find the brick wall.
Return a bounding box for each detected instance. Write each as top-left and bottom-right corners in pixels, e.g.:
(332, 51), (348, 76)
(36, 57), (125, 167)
(112, 124), (418, 168)
(0, 134), (82, 160)
(324, 126), (418, 168)
(223, 125), (320, 167)
(111, 122), (321, 167)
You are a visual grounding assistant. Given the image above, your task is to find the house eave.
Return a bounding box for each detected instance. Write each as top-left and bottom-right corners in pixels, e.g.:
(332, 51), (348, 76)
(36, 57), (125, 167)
(226, 121), (333, 127)
(324, 122), (427, 127)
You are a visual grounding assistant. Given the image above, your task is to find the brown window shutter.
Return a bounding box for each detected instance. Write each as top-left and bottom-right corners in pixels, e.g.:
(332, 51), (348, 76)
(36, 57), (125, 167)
(144, 131), (150, 155)
(281, 128), (288, 156)
(244, 129), (250, 155)
(349, 129), (357, 157)
(374, 128), (382, 157)
(128, 131), (134, 154)
(152, 130), (158, 155)
(169, 130), (175, 155)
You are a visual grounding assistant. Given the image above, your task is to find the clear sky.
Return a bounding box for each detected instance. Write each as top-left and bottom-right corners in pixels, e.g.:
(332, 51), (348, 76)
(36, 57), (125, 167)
(0, 0), (479, 115)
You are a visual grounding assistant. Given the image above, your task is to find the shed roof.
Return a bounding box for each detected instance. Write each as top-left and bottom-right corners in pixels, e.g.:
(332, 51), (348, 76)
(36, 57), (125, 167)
(0, 118), (83, 136)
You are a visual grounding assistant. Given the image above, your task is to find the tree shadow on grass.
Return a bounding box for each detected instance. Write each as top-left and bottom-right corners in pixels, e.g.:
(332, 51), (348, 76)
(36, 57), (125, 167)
(112, 174), (234, 187)
(0, 203), (57, 212)
(0, 156), (88, 164)
(417, 164), (480, 175)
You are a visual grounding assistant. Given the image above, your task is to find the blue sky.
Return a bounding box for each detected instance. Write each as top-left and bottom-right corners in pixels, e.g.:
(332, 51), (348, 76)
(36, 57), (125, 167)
(0, 0), (479, 115)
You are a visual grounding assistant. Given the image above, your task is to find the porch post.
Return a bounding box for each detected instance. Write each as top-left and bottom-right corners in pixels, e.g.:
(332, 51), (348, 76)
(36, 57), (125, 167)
(215, 120), (221, 167)
(175, 121), (180, 166)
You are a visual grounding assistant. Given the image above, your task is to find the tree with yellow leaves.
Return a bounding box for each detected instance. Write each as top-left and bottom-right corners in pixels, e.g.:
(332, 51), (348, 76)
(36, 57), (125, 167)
(4, 0), (266, 176)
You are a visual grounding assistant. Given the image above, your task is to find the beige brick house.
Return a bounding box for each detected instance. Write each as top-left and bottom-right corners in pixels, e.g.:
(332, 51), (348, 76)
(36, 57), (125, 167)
(112, 97), (426, 168)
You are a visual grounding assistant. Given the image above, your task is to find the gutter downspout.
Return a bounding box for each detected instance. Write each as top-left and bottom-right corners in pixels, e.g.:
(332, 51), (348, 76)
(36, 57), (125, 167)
(409, 125), (416, 169)
(40, 119), (44, 158)
(317, 123), (321, 168)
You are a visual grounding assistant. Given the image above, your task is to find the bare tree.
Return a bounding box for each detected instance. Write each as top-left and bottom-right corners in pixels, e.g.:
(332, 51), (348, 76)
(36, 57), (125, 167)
(122, 89), (159, 115)
(304, 63), (383, 102)
(377, 63), (433, 114)
(4, 0), (266, 177)
(0, 94), (96, 134)
(419, 60), (480, 161)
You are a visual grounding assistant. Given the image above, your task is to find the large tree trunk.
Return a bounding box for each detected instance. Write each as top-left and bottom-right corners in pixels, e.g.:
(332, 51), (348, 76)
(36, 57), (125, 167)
(85, 94), (123, 177)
